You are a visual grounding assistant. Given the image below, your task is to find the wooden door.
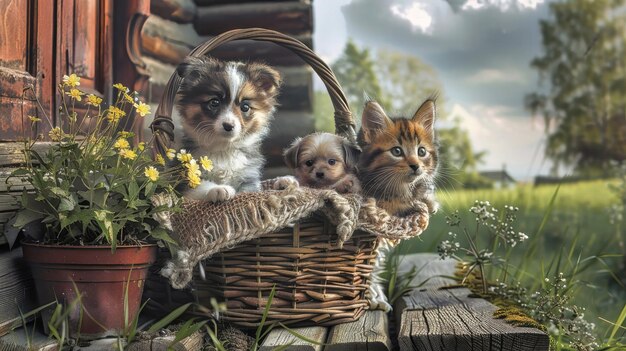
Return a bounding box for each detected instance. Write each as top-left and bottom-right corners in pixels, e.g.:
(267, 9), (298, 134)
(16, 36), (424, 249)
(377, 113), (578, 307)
(0, 0), (54, 141)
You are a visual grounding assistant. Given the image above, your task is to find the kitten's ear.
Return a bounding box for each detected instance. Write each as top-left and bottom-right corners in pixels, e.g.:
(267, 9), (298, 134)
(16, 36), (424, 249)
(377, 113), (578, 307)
(412, 100), (436, 135)
(341, 138), (361, 171)
(283, 137), (302, 169)
(249, 63), (282, 96)
(361, 101), (391, 143)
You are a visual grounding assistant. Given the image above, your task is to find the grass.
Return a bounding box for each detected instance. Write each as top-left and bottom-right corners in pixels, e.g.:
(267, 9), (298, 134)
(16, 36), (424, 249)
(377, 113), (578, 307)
(397, 180), (626, 344)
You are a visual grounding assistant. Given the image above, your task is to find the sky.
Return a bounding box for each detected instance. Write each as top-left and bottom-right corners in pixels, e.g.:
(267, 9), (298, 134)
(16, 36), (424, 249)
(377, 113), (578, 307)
(313, 0), (561, 181)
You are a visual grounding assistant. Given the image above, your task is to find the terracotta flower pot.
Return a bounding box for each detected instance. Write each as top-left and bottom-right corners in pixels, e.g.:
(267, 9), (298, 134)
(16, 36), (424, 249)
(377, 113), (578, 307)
(22, 242), (157, 338)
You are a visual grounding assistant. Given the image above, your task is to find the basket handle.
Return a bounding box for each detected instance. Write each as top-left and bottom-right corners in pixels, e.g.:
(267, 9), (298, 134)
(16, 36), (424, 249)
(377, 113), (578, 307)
(150, 28), (357, 155)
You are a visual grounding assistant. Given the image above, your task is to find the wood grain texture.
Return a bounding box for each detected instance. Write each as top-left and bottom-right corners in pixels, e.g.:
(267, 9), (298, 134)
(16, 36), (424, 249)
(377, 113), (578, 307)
(126, 331), (204, 351)
(395, 254), (549, 351)
(260, 326), (326, 351)
(151, 0), (197, 23)
(325, 310), (391, 351)
(194, 2), (312, 36)
(141, 14), (313, 67)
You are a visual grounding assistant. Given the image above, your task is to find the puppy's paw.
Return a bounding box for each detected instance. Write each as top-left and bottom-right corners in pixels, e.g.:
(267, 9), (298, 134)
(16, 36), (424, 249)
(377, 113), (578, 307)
(273, 176), (299, 190)
(206, 185), (236, 203)
(332, 174), (361, 194)
(366, 283), (393, 312)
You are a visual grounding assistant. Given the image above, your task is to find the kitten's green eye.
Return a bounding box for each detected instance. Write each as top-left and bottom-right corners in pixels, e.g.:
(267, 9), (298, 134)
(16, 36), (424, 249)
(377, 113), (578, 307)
(390, 147), (403, 157)
(305, 160), (314, 167)
(418, 146), (427, 157)
(240, 102), (250, 113)
(328, 159), (336, 165)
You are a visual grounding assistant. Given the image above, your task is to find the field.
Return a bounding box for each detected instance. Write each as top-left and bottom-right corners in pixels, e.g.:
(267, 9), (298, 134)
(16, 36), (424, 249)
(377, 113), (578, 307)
(396, 180), (626, 344)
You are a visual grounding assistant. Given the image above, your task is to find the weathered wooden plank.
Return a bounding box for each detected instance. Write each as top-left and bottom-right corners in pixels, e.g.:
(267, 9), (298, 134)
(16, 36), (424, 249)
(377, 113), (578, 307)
(0, 247), (36, 337)
(194, 2), (312, 36)
(325, 310), (391, 351)
(126, 330), (204, 351)
(395, 254), (549, 351)
(141, 29), (312, 67)
(151, 0), (197, 23)
(259, 326), (326, 351)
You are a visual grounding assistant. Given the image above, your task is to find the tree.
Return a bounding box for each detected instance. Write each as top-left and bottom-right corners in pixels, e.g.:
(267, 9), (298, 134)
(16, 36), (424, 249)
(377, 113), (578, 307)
(331, 39), (383, 114)
(526, 0), (626, 175)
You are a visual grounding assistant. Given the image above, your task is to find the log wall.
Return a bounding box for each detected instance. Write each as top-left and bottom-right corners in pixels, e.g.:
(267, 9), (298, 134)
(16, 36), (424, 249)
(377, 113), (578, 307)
(141, 0), (315, 171)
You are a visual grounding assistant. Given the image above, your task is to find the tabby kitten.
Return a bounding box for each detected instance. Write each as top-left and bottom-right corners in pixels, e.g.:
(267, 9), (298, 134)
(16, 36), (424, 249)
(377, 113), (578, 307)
(358, 99), (439, 215)
(358, 99), (439, 312)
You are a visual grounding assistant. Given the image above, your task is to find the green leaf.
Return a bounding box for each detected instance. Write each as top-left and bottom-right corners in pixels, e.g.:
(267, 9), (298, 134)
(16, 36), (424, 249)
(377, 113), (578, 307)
(608, 304), (626, 343)
(58, 197), (77, 212)
(168, 319), (207, 350)
(13, 209), (44, 230)
(147, 303), (192, 333)
(49, 187), (69, 198)
(150, 227), (177, 244)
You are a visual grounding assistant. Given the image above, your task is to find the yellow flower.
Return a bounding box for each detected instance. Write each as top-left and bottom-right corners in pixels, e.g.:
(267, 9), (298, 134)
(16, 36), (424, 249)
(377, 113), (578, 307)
(113, 138), (130, 150)
(119, 149), (137, 160)
(48, 127), (65, 141)
(113, 83), (129, 92)
(187, 173), (201, 189)
(199, 156), (213, 172)
(107, 106), (126, 123)
(144, 166), (159, 182)
(86, 94), (102, 106)
(118, 131), (134, 139)
(185, 159), (201, 177)
(177, 149), (193, 163)
(137, 142), (145, 151)
(166, 149), (176, 160)
(66, 88), (84, 101)
(135, 101), (151, 117)
(124, 93), (135, 104)
(28, 115), (41, 123)
(62, 74), (81, 87)
(155, 154), (166, 166)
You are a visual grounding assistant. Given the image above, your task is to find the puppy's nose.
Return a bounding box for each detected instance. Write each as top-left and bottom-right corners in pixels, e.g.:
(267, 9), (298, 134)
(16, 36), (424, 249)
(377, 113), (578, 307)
(222, 122), (234, 132)
(409, 164), (419, 172)
(315, 172), (325, 179)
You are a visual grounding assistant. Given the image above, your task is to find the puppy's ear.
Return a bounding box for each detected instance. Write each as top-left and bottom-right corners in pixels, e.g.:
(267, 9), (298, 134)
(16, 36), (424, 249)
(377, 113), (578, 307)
(249, 63), (282, 96)
(176, 57), (204, 78)
(283, 137), (302, 169)
(341, 138), (361, 171)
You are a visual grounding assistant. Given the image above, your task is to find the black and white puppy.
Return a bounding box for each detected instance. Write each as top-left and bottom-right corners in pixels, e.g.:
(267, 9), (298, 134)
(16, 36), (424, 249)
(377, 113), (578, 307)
(174, 56), (282, 202)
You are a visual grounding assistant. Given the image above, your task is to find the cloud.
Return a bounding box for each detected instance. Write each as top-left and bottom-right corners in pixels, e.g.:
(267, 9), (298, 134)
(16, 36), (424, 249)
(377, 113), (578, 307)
(461, 0), (545, 11)
(390, 2), (433, 34)
(466, 68), (527, 84)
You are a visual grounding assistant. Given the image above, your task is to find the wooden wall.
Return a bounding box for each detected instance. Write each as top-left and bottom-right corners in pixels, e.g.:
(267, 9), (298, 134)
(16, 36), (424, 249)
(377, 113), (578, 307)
(141, 0), (315, 174)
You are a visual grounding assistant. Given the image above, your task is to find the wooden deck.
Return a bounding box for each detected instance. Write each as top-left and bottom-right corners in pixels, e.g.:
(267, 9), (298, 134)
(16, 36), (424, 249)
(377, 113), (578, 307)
(259, 253), (550, 351)
(0, 253), (549, 351)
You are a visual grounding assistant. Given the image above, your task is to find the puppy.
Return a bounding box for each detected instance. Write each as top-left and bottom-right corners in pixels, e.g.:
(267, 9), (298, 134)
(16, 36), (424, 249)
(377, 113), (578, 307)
(174, 56), (282, 202)
(283, 132), (361, 194)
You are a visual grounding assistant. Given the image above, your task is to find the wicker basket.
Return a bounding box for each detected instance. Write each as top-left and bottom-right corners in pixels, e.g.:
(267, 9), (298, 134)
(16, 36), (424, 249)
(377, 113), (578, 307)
(148, 28), (378, 327)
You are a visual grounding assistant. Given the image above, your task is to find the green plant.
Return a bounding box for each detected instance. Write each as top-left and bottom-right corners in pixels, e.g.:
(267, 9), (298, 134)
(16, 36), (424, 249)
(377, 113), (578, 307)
(11, 74), (213, 249)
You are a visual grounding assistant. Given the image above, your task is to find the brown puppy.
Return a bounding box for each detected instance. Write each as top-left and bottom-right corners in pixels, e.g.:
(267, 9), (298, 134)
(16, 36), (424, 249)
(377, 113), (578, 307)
(283, 132), (361, 194)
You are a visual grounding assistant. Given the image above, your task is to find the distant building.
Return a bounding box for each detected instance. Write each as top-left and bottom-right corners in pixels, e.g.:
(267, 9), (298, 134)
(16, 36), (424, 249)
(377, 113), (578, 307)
(479, 170), (516, 189)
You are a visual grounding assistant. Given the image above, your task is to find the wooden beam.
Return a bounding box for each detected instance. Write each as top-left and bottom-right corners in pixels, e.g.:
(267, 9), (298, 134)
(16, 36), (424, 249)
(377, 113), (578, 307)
(0, 324), (57, 351)
(126, 331), (204, 351)
(325, 310), (392, 351)
(142, 32), (312, 67)
(194, 0), (303, 5)
(263, 110), (315, 167)
(0, 248), (37, 337)
(394, 254), (550, 351)
(194, 2), (312, 36)
(259, 326), (326, 351)
(151, 0), (197, 24)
